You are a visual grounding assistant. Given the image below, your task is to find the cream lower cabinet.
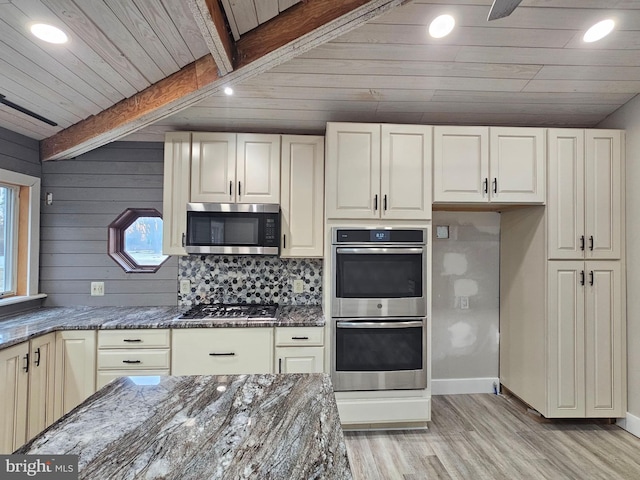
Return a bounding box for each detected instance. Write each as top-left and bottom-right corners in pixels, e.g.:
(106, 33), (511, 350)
(0, 334), (57, 454)
(325, 123), (432, 220)
(0, 342), (28, 454)
(547, 129), (622, 260)
(280, 135), (325, 258)
(54, 331), (96, 419)
(27, 333), (56, 440)
(433, 126), (544, 204)
(548, 261), (624, 418)
(274, 327), (324, 373)
(162, 132), (191, 255)
(172, 328), (273, 375)
(96, 330), (170, 389)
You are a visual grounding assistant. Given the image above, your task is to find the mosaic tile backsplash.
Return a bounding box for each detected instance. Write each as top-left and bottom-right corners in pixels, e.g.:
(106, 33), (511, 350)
(178, 255), (323, 308)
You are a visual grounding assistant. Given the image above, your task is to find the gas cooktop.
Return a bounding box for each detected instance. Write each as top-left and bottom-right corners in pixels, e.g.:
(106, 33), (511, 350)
(179, 303), (278, 320)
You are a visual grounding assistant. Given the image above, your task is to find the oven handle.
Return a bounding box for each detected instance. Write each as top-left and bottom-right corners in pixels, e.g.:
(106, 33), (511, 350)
(336, 320), (423, 329)
(335, 247), (423, 254)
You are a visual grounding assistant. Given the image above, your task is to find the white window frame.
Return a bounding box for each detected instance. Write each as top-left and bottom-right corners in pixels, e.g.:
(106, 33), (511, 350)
(0, 168), (44, 306)
(0, 181), (19, 297)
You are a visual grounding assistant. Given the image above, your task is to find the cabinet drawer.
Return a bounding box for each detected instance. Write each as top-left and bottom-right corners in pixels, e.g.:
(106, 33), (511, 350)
(97, 349), (170, 370)
(172, 328), (273, 375)
(96, 370), (170, 390)
(275, 327), (324, 346)
(98, 330), (170, 348)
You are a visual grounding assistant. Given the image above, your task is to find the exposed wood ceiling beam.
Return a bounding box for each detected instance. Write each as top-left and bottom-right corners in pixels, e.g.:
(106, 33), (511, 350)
(189, 0), (234, 75)
(40, 0), (409, 161)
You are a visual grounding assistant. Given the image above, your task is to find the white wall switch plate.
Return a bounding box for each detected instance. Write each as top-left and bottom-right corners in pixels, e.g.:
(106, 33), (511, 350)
(91, 282), (104, 296)
(436, 225), (450, 239)
(293, 279), (304, 294)
(179, 279), (191, 295)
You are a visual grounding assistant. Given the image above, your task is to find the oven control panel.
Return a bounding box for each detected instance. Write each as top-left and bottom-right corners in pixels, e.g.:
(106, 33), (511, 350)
(334, 228), (426, 244)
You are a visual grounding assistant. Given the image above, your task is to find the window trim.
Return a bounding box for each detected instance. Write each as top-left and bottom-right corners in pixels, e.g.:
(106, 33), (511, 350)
(0, 168), (41, 305)
(108, 208), (169, 274)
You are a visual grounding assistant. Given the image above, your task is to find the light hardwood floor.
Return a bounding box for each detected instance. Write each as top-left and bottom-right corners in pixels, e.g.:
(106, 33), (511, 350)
(343, 393), (640, 480)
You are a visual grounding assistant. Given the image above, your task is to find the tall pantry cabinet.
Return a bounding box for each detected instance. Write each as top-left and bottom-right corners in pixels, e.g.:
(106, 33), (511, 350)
(500, 129), (626, 418)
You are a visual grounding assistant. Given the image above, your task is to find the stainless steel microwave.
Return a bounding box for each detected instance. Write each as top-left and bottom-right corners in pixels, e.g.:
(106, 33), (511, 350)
(185, 203), (280, 255)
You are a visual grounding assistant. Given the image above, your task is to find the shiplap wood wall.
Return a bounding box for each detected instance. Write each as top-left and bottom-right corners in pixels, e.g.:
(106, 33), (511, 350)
(0, 126), (40, 178)
(40, 142), (178, 307)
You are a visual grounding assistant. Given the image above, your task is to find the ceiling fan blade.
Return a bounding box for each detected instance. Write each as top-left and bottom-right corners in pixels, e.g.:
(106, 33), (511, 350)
(487, 0), (523, 21)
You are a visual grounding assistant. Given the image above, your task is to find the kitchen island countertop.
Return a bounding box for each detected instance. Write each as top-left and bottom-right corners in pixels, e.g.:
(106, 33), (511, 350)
(0, 305), (324, 351)
(17, 373), (351, 480)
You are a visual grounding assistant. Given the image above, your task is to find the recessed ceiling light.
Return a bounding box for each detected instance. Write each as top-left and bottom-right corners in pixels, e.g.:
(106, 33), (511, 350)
(429, 14), (455, 39)
(583, 19), (615, 43)
(30, 23), (68, 44)
(224, 87), (234, 96)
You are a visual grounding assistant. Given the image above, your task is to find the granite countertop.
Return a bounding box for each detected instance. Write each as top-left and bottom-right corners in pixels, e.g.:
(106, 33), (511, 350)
(17, 373), (351, 480)
(0, 305), (324, 351)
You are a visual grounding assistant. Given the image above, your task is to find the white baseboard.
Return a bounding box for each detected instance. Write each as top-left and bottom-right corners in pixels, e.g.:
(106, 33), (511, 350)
(432, 377), (499, 395)
(617, 412), (640, 439)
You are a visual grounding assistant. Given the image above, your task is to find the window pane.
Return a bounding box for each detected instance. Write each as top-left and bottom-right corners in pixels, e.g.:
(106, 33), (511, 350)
(124, 216), (168, 266)
(0, 184), (17, 296)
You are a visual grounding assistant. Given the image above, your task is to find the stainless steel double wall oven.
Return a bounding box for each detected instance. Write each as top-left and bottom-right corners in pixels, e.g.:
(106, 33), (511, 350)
(330, 227), (429, 392)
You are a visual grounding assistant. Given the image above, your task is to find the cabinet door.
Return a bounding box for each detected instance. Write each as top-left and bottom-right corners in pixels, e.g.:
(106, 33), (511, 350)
(27, 333), (56, 440)
(191, 132), (236, 203)
(381, 124), (432, 220)
(433, 126), (488, 203)
(162, 132), (191, 255)
(275, 347), (324, 373)
(547, 129), (585, 260)
(325, 122), (380, 219)
(172, 328), (273, 375)
(547, 262), (585, 417)
(584, 261), (624, 417)
(0, 342), (28, 454)
(280, 135), (324, 257)
(489, 127), (545, 203)
(54, 331), (96, 419)
(236, 134), (281, 204)
(585, 130), (622, 260)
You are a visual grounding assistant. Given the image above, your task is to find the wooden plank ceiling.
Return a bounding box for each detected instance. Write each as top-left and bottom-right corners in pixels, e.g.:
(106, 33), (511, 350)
(1, 0), (640, 157)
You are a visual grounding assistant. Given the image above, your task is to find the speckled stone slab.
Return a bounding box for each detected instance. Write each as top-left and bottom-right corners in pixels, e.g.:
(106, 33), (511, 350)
(0, 306), (325, 351)
(17, 374), (351, 480)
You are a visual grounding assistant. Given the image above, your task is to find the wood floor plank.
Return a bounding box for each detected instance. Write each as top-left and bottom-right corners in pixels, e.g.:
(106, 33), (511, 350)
(344, 394), (640, 480)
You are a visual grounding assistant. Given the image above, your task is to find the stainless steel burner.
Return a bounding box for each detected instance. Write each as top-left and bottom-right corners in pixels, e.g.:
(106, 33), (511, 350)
(179, 304), (278, 320)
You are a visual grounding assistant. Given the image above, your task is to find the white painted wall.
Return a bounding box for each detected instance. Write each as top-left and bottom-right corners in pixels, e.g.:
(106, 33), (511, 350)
(599, 94), (640, 425)
(431, 211), (500, 394)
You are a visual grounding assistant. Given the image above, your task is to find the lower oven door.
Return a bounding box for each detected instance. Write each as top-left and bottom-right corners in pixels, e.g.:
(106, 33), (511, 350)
(332, 317), (428, 392)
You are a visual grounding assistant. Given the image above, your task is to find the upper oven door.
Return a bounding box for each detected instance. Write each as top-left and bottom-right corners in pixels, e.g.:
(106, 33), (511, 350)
(332, 246), (427, 317)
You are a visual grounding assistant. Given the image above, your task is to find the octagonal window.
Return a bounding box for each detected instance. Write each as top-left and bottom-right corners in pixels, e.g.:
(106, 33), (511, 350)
(108, 208), (169, 273)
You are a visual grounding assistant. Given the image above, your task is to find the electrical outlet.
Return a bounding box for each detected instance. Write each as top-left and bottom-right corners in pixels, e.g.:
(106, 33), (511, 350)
(179, 279), (191, 295)
(91, 282), (104, 296)
(460, 296), (469, 309)
(293, 279), (304, 294)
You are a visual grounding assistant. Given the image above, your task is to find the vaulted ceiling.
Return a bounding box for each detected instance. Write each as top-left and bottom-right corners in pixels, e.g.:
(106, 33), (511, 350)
(1, 0), (639, 161)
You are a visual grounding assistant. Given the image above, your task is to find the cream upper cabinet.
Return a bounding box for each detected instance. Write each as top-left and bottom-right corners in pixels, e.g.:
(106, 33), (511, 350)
(280, 135), (325, 258)
(191, 133), (280, 204)
(434, 126), (544, 204)
(547, 261), (624, 418)
(54, 331), (96, 419)
(489, 127), (545, 203)
(326, 123), (431, 220)
(0, 342), (28, 454)
(433, 126), (488, 203)
(27, 333), (56, 440)
(381, 124), (432, 220)
(162, 132), (191, 255)
(547, 129), (622, 260)
(190, 132), (236, 203)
